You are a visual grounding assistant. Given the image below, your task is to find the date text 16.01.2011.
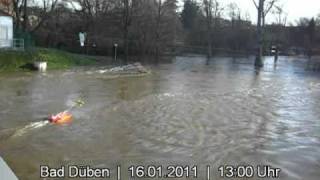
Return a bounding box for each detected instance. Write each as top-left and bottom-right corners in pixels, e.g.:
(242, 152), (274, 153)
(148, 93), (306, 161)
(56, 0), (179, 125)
(128, 165), (197, 178)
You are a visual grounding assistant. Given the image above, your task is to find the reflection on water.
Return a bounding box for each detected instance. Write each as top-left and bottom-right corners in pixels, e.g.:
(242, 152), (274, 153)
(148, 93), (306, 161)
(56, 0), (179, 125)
(0, 56), (320, 179)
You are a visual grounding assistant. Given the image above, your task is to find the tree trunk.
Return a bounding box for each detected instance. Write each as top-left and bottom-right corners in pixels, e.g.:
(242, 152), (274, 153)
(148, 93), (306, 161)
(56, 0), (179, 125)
(123, 0), (130, 65)
(13, 1), (21, 30)
(207, 21), (212, 58)
(23, 0), (28, 32)
(124, 27), (129, 64)
(255, 0), (264, 67)
(155, 0), (162, 63)
(205, 0), (212, 58)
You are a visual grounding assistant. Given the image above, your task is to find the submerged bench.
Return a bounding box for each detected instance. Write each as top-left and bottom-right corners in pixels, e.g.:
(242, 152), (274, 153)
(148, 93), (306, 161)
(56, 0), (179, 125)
(0, 157), (18, 180)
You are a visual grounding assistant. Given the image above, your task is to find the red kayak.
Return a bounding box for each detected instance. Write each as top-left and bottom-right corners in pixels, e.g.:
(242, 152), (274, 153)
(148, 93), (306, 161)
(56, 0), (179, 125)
(49, 111), (73, 124)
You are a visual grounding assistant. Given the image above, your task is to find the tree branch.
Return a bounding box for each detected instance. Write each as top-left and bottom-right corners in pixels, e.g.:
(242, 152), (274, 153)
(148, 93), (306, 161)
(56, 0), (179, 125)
(30, 0), (59, 33)
(264, 0), (277, 17)
(252, 0), (258, 9)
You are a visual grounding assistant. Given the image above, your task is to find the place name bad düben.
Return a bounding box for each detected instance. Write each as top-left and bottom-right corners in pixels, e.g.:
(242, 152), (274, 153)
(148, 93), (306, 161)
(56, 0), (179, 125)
(40, 165), (110, 178)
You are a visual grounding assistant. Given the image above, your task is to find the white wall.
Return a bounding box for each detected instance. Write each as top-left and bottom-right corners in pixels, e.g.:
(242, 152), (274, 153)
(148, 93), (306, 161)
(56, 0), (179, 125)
(0, 16), (13, 48)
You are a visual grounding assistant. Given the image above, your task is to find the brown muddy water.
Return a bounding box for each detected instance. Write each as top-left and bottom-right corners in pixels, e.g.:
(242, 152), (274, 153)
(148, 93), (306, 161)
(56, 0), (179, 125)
(0, 56), (320, 180)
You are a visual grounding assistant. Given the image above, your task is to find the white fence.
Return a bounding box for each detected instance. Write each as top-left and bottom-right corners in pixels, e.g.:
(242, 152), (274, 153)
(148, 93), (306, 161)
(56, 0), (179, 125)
(0, 38), (24, 50)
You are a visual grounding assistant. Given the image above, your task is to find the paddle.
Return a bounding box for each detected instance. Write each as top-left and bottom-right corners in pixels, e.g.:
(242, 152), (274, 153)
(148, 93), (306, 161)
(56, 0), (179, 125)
(65, 99), (85, 112)
(48, 99), (85, 123)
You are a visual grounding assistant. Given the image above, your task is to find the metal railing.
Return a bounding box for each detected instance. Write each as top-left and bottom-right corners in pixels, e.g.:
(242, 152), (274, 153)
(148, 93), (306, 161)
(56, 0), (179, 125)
(0, 38), (24, 51)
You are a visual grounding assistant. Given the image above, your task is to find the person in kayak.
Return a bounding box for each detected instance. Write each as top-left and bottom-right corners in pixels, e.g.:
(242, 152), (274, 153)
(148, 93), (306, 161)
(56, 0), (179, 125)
(48, 111), (73, 124)
(47, 100), (84, 124)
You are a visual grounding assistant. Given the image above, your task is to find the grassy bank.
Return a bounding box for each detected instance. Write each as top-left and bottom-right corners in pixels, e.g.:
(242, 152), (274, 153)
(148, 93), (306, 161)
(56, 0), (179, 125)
(0, 48), (95, 72)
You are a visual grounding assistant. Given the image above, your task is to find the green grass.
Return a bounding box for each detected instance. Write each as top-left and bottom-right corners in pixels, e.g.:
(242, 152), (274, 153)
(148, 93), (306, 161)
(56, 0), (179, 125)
(0, 48), (95, 72)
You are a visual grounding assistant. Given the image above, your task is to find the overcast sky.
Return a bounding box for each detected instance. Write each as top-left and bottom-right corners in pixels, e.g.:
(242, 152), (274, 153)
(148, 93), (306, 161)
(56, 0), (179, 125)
(178, 0), (320, 25)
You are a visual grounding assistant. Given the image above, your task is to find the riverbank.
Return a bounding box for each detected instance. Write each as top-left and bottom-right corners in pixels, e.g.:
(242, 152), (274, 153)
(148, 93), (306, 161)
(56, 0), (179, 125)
(0, 48), (96, 72)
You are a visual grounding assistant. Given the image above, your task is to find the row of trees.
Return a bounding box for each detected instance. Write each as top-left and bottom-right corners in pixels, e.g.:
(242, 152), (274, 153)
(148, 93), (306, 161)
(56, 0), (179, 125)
(181, 0), (320, 67)
(1, 0), (320, 66)
(73, 0), (178, 63)
(180, 0), (280, 66)
(0, 0), (59, 32)
(181, 0), (254, 56)
(0, 0), (178, 63)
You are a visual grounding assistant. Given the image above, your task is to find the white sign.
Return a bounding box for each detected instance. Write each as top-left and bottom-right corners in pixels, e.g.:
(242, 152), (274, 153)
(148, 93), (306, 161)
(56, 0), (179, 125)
(79, 32), (86, 47)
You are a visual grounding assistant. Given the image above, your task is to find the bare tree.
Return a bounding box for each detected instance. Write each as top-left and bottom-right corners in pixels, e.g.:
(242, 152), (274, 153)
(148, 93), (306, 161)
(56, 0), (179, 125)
(5, 0), (58, 32)
(154, 0), (163, 61)
(203, 0), (222, 58)
(227, 2), (240, 22)
(244, 11), (251, 22)
(23, 0), (27, 31)
(273, 4), (287, 26)
(73, 0), (132, 62)
(227, 2), (242, 32)
(69, 0), (116, 21)
(271, 4), (287, 58)
(122, 0), (132, 64)
(11, 0), (23, 29)
(153, 0), (177, 61)
(128, 0), (177, 60)
(30, 0), (59, 33)
(252, 0), (278, 67)
(203, 0), (212, 58)
(130, 0), (152, 57)
(261, 0), (278, 28)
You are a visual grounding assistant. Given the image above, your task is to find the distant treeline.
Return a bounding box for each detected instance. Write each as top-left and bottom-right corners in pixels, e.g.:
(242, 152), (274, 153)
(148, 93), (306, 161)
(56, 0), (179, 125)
(2, 0), (320, 61)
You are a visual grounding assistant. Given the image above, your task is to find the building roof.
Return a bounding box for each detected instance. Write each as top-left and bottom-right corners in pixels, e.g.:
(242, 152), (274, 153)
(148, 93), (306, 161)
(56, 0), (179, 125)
(0, 9), (11, 17)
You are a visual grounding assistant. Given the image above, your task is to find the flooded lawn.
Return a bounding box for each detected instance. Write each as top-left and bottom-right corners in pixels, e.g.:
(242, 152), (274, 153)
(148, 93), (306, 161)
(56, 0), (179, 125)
(0, 56), (320, 179)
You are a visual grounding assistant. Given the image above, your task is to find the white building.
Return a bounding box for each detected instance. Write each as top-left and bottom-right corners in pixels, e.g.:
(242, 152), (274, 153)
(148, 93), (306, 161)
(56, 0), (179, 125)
(0, 10), (13, 48)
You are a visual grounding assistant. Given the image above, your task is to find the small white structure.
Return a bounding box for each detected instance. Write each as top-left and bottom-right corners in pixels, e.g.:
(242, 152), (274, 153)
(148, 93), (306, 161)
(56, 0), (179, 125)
(33, 61), (48, 72)
(0, 10), (13, 48)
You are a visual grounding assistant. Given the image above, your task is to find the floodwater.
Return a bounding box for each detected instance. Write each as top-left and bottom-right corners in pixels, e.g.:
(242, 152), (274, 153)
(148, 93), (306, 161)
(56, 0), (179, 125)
(0, 56), (320, 180)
